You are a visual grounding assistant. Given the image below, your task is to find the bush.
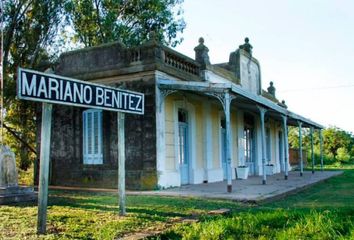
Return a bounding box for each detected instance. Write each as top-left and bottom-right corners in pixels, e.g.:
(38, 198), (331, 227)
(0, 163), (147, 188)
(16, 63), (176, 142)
(336, 147), (351, 163)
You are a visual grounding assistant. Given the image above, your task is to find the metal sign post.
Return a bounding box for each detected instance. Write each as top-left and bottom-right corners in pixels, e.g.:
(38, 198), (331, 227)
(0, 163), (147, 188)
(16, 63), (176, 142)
(17, 67), (144, 233)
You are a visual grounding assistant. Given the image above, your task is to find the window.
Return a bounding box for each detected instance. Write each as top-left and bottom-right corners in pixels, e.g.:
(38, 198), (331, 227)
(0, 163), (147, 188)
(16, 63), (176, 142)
(178, 109), (188, 123)
(83, 109), (103, 164)
(243, 127), (252, 163)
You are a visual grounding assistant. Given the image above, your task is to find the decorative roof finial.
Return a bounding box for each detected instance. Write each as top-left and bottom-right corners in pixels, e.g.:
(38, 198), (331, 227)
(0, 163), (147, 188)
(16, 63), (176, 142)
(194, 37), (210, 68)
(267, 81), (276, 97)
(239, 37), (253, 55)
(148, 31), (158, 42)
(281, 100), (288, 109)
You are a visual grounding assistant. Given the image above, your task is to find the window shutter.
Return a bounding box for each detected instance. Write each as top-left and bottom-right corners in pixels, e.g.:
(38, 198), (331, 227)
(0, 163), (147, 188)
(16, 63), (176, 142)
(83, 110), (103, 164)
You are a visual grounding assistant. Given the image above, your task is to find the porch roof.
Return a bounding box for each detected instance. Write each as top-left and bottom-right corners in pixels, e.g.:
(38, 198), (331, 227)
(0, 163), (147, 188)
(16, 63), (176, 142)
(157, 79), (324, 129)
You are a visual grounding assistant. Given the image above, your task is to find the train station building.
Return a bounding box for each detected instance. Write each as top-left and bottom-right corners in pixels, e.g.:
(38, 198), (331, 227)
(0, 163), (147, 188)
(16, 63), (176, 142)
(37, 37), (323, 190)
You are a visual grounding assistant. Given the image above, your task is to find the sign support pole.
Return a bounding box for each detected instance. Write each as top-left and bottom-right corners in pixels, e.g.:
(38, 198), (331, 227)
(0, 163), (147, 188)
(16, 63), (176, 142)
(118, 112), (126, 216)
(37, 102), (52, 234)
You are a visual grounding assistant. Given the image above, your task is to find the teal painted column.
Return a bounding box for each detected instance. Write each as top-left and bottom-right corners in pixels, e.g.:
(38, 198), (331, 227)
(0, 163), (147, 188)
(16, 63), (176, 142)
(209, 91), (235, 192)
(310, 127), (315, 174)
(298, 121), (303, 176)
(224, 92), (233, 193)
(320, 129), (324, 171)
(281, 115), (289, 180)
(258, 106), (267, 185)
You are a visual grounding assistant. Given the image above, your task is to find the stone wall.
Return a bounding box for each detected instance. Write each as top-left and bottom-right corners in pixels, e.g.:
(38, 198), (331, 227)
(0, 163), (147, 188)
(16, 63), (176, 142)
(35, 79), (157, 190)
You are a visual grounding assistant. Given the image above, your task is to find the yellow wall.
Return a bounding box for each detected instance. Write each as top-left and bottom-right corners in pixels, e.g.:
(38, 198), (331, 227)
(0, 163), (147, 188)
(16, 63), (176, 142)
(164, 94), (239, 172)
(164, 94), (205, 171)
(272, 120), (279, 164)
(164, 96), (176, 170)
(231, 110), (238, 166)
(211, 104), (221, 168)
(189, 98), (204, 169)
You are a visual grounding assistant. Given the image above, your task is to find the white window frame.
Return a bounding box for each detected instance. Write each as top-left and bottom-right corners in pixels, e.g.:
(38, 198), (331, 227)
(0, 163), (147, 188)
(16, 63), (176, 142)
(83, 109), (103, 165)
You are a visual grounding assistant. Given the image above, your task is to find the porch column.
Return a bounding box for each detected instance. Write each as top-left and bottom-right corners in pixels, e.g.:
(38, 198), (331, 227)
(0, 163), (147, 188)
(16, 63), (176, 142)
(310, 126), (315, 174)
(224, 92), (233, 193)
(298, 121), (304, 176)
(320, 129), (324, 171)
(155, 85), (177, 187)
(281, 115), (289, 180)
(258, 106), (267, 185)
(207, 91), (235, 192)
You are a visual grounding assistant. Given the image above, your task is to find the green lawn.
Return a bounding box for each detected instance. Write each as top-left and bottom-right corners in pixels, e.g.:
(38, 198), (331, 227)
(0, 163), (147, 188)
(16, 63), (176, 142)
(0, 167), (353, 239)
(158, 168), (354, 240)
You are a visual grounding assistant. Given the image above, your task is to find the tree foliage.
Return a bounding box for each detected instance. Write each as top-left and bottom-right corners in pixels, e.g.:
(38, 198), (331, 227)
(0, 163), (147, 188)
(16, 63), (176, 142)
(64, 0), (185, 47)
(288, 126), (354, 165)
(1, 0), (185, 170)
(2, 0), (65, 170)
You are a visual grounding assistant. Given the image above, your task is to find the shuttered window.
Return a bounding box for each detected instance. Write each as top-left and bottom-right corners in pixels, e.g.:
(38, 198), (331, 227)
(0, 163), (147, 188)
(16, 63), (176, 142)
(83, 109), (103, 164)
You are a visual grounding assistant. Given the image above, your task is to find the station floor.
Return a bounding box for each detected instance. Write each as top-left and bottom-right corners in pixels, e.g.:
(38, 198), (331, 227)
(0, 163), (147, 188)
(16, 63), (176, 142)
(128, 170), (343, 203)
(50, 170), (342, 203)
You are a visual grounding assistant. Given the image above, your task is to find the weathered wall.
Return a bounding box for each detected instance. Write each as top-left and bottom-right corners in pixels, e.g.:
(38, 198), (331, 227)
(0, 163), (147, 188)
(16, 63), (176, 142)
(231, 110), (238, 168)
(211, 104), (221, 169)
(164, 95), (176, 171)
(189, 98), (203, 170)
(35, 80), (157, 190)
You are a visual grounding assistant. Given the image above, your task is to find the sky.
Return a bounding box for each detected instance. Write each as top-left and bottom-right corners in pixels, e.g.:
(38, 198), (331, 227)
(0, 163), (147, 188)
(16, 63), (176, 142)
(174, 0), (354, 133)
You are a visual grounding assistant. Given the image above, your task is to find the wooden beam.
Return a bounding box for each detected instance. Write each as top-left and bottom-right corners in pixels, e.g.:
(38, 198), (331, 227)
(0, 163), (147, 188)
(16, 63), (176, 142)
(118, 112), (126, 216)
(37, 103), (52, 234)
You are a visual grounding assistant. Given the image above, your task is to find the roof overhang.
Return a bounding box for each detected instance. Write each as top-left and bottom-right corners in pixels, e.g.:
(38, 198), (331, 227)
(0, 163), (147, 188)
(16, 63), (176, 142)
(157, 79), (324, 129)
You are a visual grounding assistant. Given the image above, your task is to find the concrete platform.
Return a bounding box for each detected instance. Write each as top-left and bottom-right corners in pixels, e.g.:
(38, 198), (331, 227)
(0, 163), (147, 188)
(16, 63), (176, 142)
(129, 171), (343, 203)
(0, 186), (37, 205)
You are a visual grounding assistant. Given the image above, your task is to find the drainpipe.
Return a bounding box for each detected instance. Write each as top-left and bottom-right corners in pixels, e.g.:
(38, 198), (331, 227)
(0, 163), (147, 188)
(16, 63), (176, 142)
(320, 129), (324, 171)
(310, 126), (315, 174)
(298, 121), (303, 176)
(281, 115), (289, 180)
(258, 106), (267, 185)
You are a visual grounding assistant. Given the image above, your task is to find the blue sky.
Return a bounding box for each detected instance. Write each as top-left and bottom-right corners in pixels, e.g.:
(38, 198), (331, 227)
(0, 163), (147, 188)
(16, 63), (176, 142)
(174, 0), (354, 133)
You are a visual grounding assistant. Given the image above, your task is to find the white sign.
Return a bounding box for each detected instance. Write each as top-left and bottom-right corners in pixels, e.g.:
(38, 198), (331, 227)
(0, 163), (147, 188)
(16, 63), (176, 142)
(17, 68), (144, 114)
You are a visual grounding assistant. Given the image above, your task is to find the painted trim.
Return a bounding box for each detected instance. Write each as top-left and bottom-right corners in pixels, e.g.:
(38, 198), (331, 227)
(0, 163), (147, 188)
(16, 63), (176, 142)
(157, 78), (323, 129)
(173, 100), (197, 184)
(82, 109), (103, 165)
(155, 84), (167, 187)
(203, 102), (213, 181)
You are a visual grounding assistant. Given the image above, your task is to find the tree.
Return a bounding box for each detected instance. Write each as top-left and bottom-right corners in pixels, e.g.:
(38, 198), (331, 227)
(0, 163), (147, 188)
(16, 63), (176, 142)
(2, 0), (67, 170)
(323, 127), (354, 162)
(1, 0), (185, 171)
(64, 0), (185, 47)
(288, 125), (354, 165)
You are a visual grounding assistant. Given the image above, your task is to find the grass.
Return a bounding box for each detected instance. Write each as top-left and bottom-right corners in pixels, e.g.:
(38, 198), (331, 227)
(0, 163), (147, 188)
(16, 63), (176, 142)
(157, 167), (354, 240)
(0, 166), (353, 239)
(0, 191), (244, 239)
